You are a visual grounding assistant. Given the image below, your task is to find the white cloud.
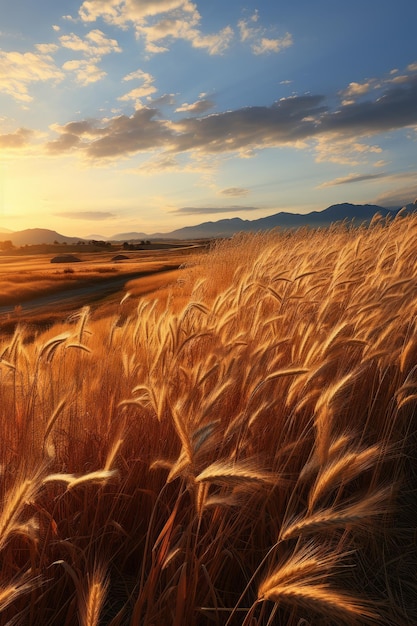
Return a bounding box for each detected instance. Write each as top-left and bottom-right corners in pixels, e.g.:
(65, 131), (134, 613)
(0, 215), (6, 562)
(36, 43), (59, 54)
(252, 34), (293, 55)
(79, 0), (197, 23)
(135, 17), (232, 55)
(175, 99), (215, 114)
(62, 58), (106, 85)
(0, 49), (64, 103)
(119, 70), (157, 105)
(59, 29), (121, 56)
(238, 12), (292, 55)
(313, 135), (382, 165)
(78, 0), (233, 55)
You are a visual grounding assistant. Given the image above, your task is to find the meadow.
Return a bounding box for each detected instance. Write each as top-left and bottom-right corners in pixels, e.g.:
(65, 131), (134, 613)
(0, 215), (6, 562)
(0, 214), (416, 625)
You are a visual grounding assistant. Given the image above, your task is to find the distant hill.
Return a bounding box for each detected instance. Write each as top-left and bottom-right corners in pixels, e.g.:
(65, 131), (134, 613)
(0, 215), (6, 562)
(110, 231), (150, 241)
(0, 227), (13, 234)
(3, 202), (417, 245)
(6, 228), (83, 246)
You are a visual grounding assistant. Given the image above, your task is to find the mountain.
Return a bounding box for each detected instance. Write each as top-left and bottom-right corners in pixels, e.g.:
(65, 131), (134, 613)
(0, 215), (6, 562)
(3, 203), (416, 245)
(0, 227), (13, 234)
(7, 228), (83, 246)
(162, 203), (398, 239)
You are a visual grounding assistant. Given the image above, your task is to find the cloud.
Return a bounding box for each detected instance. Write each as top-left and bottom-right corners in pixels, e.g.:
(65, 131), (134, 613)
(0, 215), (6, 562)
(44, 66), (417, 167)
(47, 107), (172, 158)
(220, 187), (249, 197)
(175, 99), (215, 114)
(58, 29), (121, 85)
(62, 58), (106, 85)
(317, 172), (386, 188)
(119, 70), (157, 105)
(238, 12), (293, 55)
(169, 95), (326, 153)
(252, 34), (293, 55)
(79, 0), (196, 23)
(0, 127), (34, 149)
(373, 183), (417, 208)
(0, 49), (63, 102)
(59, 29), (121, 56)
(35, 43), (59, 54)
(171, 205), (262, 215)
(313, 135), (383, 165)
(136, 18), (233, 55)
(321, 73), (417, 135)
(148, 93), (176, 107)
(78, 0), (233, 55)
(54, 211), (117, 220)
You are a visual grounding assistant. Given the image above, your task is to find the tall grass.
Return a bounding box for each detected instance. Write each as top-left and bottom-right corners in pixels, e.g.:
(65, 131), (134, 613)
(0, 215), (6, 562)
(1, 214), (416, 624)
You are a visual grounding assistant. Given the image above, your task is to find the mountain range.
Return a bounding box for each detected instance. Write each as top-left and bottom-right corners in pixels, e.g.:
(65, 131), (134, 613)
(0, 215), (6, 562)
(1, 202), (416, 245)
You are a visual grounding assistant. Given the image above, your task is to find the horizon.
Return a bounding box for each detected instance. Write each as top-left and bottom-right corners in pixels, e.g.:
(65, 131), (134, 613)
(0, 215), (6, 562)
(1, 201), (413, 240)
(1, 1), (417, 237)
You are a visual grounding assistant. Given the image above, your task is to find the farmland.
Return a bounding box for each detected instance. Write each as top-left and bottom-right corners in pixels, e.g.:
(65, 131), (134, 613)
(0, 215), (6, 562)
(0, 215), (416, 625)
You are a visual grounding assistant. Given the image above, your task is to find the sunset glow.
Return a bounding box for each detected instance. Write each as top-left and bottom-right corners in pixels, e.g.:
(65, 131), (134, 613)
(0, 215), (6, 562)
(1, 0), (416, 237)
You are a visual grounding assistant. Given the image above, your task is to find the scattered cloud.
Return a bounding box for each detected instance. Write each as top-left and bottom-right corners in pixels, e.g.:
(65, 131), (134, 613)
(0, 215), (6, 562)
(0, 127), (34, 149)
(47, 107), (172, 158)
(317, 172), (386, 188)
(78, 0), (233, 55)
(238, 11), (293, 55)
(148, 93), (176, 107)
(175, 98), (215, 114)
(43, 67), (417, 168)
(340, 80), (374, 105)
(62, 58), (106, 85)
(54, 211), (117, 220)
(35, 43), (59, 54)
(220, 187), (249, 197)
(373, 183), (417, 208)
(59, 29), (121, 57)
(313, 135), (383, 166)
(252, 34), (293, 55)
(0, 49), (63, 102)
(119, 70), (157, 105)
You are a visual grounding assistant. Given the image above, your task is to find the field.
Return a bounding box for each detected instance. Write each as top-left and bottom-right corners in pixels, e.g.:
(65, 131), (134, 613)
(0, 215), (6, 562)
(0, 215), (416, 625)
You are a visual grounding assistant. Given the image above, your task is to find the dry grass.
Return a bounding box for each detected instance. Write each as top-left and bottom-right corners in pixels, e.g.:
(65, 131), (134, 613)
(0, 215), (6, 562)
(0, 214), (416, 624)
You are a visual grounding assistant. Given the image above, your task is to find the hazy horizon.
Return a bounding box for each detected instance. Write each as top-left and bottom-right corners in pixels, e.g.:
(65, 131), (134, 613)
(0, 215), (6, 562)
(1, 0), (416, 237)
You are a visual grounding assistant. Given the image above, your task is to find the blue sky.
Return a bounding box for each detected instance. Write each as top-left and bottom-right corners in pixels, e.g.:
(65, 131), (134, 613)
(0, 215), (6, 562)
(0, 0), (416, 236)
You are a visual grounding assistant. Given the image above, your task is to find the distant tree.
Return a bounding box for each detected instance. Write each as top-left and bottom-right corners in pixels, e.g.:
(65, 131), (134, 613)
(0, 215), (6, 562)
(0, 240), (14, 251)
(54, 240), (59, 245)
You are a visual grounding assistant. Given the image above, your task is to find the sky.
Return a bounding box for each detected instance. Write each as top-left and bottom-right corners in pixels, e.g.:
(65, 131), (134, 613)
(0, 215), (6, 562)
(0, 0), (416, 237)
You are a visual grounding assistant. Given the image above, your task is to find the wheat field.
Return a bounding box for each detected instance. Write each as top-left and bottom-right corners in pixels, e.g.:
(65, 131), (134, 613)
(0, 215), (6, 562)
(0, 214), (416, 625)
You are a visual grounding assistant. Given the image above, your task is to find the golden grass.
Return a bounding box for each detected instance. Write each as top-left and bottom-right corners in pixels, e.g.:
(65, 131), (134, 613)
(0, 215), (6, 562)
(0, 214), (416, 624)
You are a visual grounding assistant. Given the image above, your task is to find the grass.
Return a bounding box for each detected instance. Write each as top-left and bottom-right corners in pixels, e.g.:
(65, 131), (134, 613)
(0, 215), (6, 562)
(0, 214), (416, 624)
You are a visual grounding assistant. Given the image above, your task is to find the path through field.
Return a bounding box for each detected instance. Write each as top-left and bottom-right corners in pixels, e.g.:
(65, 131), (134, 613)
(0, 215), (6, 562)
(0, 265), (179, 316)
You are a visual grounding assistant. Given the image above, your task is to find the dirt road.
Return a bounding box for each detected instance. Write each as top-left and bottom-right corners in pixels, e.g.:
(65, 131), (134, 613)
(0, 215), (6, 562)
(0, 265), (180, 317)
